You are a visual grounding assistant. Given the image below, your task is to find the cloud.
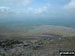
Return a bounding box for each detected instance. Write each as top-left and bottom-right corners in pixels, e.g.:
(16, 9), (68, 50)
(0, 0), (75, 19)
(0, 6), (17, 18)
(62, 0), (75, 18)
(23, 0), (33, 6)
(12, 0), (33, 7)
(0, 6), (10, 18)
(0, 6), (10, 14)
(64, 0), (75, 11)
(0, 0), (33, 7)
(27, 3), (50, 14)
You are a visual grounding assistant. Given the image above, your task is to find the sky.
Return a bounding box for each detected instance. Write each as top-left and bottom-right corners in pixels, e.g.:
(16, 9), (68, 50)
(0, 0), (75, 19)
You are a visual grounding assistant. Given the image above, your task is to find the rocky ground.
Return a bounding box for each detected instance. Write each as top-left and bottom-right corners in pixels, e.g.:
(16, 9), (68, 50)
(0, 37), (75, 56)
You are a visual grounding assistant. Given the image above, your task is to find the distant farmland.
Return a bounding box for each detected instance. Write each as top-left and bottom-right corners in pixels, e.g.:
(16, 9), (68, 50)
(0, 25), (75, 40)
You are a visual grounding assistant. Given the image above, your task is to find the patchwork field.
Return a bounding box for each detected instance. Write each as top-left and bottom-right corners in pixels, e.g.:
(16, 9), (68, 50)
(0, 25), (75, 40)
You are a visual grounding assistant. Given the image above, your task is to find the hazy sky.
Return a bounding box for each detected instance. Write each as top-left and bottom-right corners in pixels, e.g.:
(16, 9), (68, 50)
(0, 0), (75, 19)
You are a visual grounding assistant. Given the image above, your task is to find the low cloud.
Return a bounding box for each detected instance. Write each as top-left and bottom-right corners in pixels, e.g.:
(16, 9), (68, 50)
(0, 6), (10, 12)
(0, 0), (75, 18)
(27, 3), (50, 14)
(64, 0), (75, 11)
(0, 0), (33, 7)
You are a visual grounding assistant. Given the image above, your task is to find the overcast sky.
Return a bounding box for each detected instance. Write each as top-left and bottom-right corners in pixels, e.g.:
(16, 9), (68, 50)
(0, 0), (75, 19)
